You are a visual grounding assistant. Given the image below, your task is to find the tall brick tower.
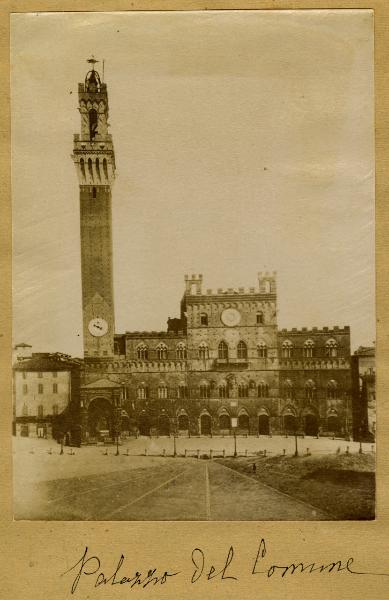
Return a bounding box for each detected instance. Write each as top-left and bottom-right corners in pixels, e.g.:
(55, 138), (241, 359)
(72, 58), (116, 358)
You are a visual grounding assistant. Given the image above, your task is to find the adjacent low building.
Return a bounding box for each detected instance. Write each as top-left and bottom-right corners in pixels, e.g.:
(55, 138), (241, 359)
(13, 351), (81, 442)
(351, 345), (376, 440)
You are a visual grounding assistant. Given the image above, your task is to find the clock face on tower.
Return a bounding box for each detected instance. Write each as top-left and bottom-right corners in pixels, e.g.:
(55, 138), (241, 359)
(88, 317), (109, 337)
(221, 308), (241, 327)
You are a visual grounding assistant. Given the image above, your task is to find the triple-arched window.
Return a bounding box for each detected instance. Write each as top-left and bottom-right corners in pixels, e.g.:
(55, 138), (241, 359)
(238, 383), (249, 398)
(282, 340), (293, 358)
(199, 383), (210, 399)
(137, 344), (148, 360)
(137, 384), (149, 400)
(198, 342), (209, 360)
(176, 342), (187, 360)
(237, 340), (248, 359)
(218, 383), (228, 399)
(156, 343), (168, 360)
(218, 341), (228, 360)
(325, 339), (338, 357)
(303, 339), (314, 358)
(178, 385), (189, 399)
(158, 385), (168, 399)
(258, 382), (269, 398)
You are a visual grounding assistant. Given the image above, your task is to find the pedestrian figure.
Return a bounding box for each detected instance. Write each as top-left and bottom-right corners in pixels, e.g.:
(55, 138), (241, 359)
(252, 463), (257, 474)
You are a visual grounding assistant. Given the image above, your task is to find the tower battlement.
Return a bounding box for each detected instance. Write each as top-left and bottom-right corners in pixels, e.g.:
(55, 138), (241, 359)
(279, 325), (350, 335)
(184, 273), (277, 297)
(184, 274), (203, 294)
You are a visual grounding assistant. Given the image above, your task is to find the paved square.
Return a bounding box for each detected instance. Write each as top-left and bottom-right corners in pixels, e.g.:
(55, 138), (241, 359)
(14, 436), (373, 520)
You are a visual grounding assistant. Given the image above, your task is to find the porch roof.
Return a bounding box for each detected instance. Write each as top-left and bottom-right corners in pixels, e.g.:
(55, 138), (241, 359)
(81, 378), (122, 389)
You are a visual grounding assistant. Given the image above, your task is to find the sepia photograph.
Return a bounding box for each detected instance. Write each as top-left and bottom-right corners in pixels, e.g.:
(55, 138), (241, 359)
(11, 9), (375, 521)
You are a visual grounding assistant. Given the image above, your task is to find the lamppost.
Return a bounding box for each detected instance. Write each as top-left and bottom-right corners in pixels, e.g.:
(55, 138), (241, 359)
(173, 424), (177, 457)
(231, 417), (238, 457)
(293, 419), (299, 457)
(114, 392), (122, 456)
(358, 426), (363, 454)
(344, 392), (350, 441)
(294, 429), (299, 456)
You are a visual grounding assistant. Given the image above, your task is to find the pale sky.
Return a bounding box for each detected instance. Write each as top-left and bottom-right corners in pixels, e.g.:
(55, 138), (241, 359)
(11, 10), (375, 356)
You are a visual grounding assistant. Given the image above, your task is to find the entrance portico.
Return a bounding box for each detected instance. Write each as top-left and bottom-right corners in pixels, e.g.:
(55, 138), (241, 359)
(80, 378), (122, 442)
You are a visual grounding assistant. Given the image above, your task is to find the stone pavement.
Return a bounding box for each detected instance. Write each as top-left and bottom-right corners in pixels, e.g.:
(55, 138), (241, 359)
(14, 452), (330, 521)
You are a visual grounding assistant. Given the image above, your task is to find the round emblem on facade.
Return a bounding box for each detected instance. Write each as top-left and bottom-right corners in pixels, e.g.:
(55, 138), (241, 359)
(88, 317), (108, 337)
(221, 308), (241, 327)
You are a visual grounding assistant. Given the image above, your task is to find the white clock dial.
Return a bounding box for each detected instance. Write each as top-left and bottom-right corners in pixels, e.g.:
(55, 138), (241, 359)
(221, 308), (241, 327)
(88, 317), (108, 337)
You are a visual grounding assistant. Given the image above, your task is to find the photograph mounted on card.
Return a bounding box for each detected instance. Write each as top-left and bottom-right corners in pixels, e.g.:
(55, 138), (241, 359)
(11, 9), (375, 522)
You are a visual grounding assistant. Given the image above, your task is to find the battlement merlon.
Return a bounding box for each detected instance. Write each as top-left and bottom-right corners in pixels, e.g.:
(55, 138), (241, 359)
(117, 331), (186, 339)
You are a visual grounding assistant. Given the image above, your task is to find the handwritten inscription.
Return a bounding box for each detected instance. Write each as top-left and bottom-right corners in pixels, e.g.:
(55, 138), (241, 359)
(62, 538), (389, 594)
(63, 547), (180, 594)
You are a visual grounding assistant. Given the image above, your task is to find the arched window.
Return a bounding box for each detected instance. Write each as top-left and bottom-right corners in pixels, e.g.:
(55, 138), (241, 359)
(305, 380), (316, 400)
(178, 385), (188, 399)
(257, 342), (267, 358)
(256, 312), (264, 324)
(200, 313), (208, 326)
(103, 158), (108, 179)
(199, 383), (210, 399)
(22, 403), (28, 416)
(137, 385), (149, 400)
(137, 344), (148, 360)
(176, 343), (187, 360)
(284, 379), (294, 399)
(282, 340), (293, 358)
(238, 383), (249, 398)
(327, 380), (338, 399)
(88, 158), (93, 179)
(325, 339), (338, 357)
(52, 404), (59, 416)
(198, 342), (209, 360)
(96, 157), (101, 179)
(258, 382), (269, 398)
(156, 343), (168, 360)
(89, 108), (98, 140)
(303, 340), (314, 358)
(218, 384), (228, 399)
(237, 341), (248, 359)
(37, 404), (44, 418)
(158, 385), (168, 399)
(218, 341), (228, 360)
(80, 158), (85, 179)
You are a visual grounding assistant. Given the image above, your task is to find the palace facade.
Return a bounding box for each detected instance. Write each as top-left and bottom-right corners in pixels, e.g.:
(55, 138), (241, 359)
(68, 59), (353, 443)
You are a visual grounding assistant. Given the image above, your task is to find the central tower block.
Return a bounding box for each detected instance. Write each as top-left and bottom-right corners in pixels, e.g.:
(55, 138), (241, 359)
(72, 58), (116, 358)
